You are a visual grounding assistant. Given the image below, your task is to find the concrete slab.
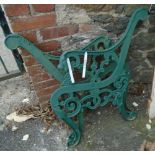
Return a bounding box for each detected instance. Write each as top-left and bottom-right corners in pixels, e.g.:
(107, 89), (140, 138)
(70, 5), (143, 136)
(0, 75), (37, 120)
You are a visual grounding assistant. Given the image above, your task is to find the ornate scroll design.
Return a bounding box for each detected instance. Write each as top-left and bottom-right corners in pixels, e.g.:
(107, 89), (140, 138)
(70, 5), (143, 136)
(59, 49), (119, 85)
(81, 35), (112, 51)
(52, 72), (129, 117)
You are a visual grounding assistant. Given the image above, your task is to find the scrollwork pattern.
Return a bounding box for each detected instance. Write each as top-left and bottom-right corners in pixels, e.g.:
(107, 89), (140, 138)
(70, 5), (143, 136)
(63, 96), (81, 117)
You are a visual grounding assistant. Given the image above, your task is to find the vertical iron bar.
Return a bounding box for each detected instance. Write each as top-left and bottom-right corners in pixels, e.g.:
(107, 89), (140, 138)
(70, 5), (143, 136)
(0, 56), (9, 74)
(0, 5), (25, 72)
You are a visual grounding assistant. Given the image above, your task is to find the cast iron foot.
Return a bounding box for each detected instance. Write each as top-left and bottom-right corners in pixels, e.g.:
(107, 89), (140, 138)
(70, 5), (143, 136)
(67, 130), (81, 147)
(119, 104), (137, 121)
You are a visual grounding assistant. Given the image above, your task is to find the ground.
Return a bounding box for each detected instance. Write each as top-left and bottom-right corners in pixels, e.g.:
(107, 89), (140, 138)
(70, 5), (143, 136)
(0, 74), (155, 151)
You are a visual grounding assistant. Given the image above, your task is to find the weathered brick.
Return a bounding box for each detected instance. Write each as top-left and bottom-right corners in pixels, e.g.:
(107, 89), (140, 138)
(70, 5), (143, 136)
(32, 4), (55, 13)
(51, 51), (62, 56)
(58, 26), (69, 38)
(41, 25), (79, 40)
(23, 55), (38, 66)
(36, 85), (59, 96)
(11, 14), (56, 32)
(41, 27), (57, 39)
(27, 65), (45, 76)
(34, 79), (59, 90)
(38, 94), (51, 103)
(31, 72), (51, 84)
(4, 4), (30, 17)
(37, 40), (61, 52)
(20, 31), (38, 43)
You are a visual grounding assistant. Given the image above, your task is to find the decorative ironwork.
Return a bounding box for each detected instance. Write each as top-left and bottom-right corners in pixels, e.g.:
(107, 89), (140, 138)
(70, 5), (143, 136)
(4, 8), (149, 147)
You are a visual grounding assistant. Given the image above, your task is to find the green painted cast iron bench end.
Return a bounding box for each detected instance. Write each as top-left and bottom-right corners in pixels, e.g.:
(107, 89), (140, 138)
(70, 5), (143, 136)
(4, 8), (149, 147)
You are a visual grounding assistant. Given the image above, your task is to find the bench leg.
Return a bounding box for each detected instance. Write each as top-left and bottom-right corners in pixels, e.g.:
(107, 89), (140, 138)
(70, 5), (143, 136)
(51, 108), (82, 147)
(50, 92), (83, 147)
(62, 116), (81, 147)
(119, 91), (137, 121)
(52, 109), (82, 147)
(67, 109), (84, 147)
(66, 109), (84, 147)
(77, 109), (84, 133)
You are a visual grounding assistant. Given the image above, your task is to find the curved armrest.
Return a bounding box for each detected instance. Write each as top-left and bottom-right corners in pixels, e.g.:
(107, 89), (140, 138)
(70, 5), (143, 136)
(5, 34), (64, 82)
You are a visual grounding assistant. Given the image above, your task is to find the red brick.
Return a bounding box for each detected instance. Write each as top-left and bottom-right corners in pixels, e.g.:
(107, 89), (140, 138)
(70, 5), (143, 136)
(32, 4), (55, 13)
(31, 72), (51, 84)
(11, 14), (56, 32)
(58, 26), (69, 38)
(20, 31), (38, 43)
(38, 94), (51, 103)
(4, 4), (30, 17)
(51, 51), (62, 56)
(27, 65), (45, 76)
(37, 40), (61, 52)
(41, 25), (79, 40)
(36, 85), (59, 96)
(41, 27), (57, 39)
(23, 56), (38, 66)
(34, 79), (59, 90)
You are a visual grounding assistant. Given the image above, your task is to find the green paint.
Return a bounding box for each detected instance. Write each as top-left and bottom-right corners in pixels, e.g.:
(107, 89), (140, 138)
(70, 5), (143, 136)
(4, 8), (149, 147)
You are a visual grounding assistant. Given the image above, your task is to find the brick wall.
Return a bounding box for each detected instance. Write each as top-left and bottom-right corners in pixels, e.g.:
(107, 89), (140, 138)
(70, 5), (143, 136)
(3, 4), (79, 106)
